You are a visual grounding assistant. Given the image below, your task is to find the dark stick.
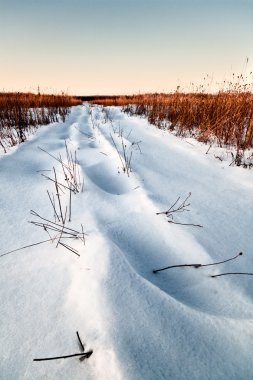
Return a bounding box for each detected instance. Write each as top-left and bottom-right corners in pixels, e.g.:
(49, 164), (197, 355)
(166, 196), (181, 213)
(76, 331), (84, 352)
(153, 252), (243, 274)
(211, 272), (253, 278)
(201, 252), (243, 267)
(206, 145), (212, 154)
(33, 350), (93, 362)
(153, 263), (201, 273)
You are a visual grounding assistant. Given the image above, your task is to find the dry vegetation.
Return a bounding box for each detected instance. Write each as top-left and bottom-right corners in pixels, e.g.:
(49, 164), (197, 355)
(91, 77), (253, 167)
(0, 92), (82, 152)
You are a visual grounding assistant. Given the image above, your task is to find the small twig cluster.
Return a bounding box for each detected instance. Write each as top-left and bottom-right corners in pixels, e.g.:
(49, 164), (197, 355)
(110, 133), (133, 176)
(29, 211), (85, 257)
(156, 192), (203, 228)
(0, 142), (85, 259)
(33, 331), (93, 362)
(30, 142), (85, 256)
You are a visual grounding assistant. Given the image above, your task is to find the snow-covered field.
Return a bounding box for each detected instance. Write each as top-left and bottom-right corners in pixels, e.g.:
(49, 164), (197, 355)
(1, 104), (253, 380)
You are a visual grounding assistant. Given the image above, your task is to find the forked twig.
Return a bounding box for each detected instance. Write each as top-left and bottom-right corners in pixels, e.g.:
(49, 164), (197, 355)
(157, 192), (202, 227)
(156, 193), (191, 216)
(33, 331), (92, 362)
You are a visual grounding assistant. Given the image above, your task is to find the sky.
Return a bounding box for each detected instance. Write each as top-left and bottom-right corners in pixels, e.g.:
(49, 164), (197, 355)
(0, 0), (252, 95)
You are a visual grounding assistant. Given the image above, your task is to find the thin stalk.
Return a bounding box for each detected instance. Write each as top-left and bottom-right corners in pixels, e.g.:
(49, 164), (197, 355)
(69, 185), (72, 222)
(56, 207), (67, 248)
(29, 221), (80, 238)
(0, 239), (53, 258)
(168, 221), (203, 227)
(38, 146), (70, 171)
(211, 272), (253, 278)
(59, 242), (80, 256)
(41, 174), (68, 193)
(201, 252), (243, 267)
(33, 351), (93, 362)
(47, 190), (60, 222)
(153, 252), (243, 273)
(30, 210), (81, 234)
(53, 167), (64, 224)
(81, 224), (86, 246)
(76, 331), (85, 352)
(110, 134), (125, 171)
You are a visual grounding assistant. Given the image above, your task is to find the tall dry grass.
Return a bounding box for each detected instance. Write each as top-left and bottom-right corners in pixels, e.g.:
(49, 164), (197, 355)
(91, 77), (253, 166)
(0, 92), (82, 152)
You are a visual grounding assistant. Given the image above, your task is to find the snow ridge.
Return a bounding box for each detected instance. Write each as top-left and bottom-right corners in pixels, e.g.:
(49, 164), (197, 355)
(0, 104), (253, 380)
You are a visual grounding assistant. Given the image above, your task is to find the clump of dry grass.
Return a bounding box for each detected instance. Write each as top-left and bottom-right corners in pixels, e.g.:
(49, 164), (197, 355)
(90, 75), (253, 167)
(0, 92), (82, 151)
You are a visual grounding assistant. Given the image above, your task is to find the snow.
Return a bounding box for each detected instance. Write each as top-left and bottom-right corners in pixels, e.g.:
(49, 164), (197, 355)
(0, 104), (253, 380)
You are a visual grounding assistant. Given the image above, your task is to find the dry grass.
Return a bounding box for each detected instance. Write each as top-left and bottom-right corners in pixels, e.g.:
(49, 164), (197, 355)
(90, 78), (253, 165)
(0, 92), (82, 151)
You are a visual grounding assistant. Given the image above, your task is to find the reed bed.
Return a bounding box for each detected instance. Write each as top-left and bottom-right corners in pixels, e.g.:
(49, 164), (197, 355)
(0, 92), (82, 152)
(91, 82), (253, 167)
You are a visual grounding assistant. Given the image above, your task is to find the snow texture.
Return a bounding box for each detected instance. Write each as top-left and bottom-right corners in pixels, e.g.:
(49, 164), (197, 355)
(0, 104), (253, 380)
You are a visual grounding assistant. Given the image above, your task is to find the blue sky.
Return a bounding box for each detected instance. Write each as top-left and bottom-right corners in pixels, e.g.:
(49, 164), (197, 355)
(0, 0), (252, 94)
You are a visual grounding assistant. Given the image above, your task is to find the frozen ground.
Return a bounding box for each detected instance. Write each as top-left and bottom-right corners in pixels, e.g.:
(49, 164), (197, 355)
(0, 104), (253, 380)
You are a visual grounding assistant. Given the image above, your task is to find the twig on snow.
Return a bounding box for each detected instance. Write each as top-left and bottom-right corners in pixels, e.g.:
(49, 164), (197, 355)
(33, 331), (92, 362)
(153, 252), (243, 273)
(211, 272), (253, 278)
(157, 192), (202, 227)
(0, 239), (53, 259)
